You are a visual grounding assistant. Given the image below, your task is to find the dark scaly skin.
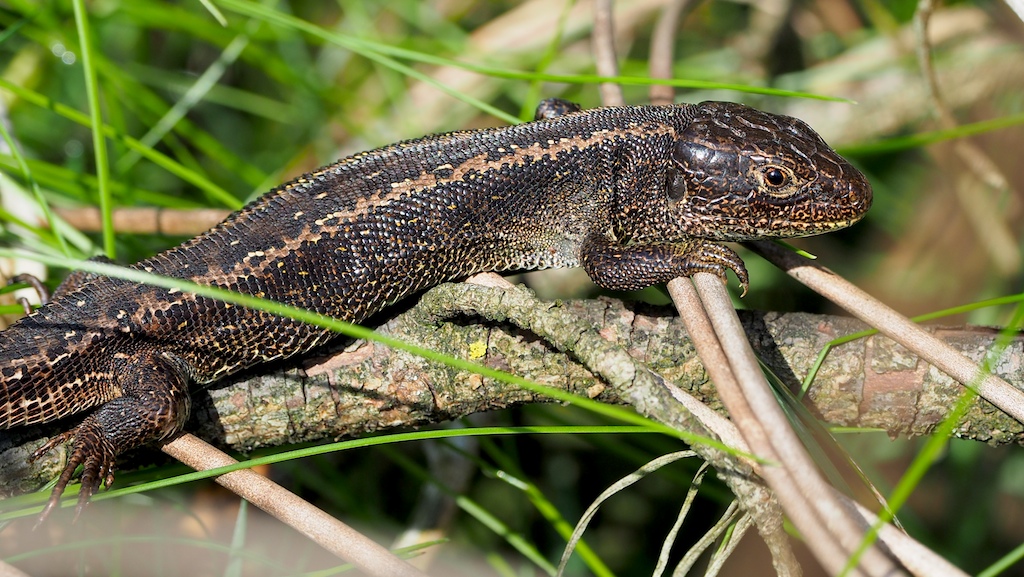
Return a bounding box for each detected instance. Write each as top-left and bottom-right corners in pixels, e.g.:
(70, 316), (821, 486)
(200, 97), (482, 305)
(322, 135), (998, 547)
(0, 100), (871, 519)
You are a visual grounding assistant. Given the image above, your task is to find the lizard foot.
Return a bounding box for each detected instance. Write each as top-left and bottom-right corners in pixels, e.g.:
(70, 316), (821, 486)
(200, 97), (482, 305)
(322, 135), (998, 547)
(31, 417), (117, 526)
(27, 351), (191, 525)
(689, 241), (750, 296)
(8, 273), (51, 313)
(581, 236), (751, 295)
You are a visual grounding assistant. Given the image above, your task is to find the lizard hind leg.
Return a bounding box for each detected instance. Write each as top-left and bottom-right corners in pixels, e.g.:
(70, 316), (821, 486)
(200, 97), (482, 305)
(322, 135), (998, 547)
(32, 350), (192, 524)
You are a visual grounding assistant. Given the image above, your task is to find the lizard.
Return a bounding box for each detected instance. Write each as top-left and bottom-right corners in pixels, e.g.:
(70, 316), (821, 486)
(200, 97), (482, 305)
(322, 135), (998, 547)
(0, 98), (872, 520)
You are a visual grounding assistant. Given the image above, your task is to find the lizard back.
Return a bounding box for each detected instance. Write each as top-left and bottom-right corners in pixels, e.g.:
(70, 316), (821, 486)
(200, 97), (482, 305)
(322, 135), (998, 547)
(1, 104), (684, 425)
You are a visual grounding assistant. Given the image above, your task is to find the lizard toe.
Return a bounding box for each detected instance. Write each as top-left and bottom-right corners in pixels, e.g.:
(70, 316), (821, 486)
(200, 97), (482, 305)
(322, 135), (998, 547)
(33, 418), (118, 525)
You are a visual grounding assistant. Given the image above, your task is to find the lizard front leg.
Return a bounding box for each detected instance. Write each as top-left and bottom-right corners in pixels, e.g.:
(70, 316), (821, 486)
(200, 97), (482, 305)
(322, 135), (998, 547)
(580, 235), (750, 294)
(33, 350), (191, 522)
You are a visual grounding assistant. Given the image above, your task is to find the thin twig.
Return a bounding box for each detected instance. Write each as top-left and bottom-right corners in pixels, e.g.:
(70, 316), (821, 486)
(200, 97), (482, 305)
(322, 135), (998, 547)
(160, 434), (428, 577)
(637, 5), (810, 574)
(667, 278), (811, 573)
(747, 240), (1024, 424)
(592, 0), (624, 106)
(557, 451), (697, 577)
(699, 507), (751, 577)
(671, 277), (874, 576)
(657, 377), (965, 577)
(53, 207), (231, 236)
(914, 0), (1020, 274)
(658, 343), (967, 577)
(673, 501), (742, 576)
(645, 4), (897, 572)
(849, 498), (968, 577)
(688, 273), (904, 576)
(653, 461), (709, 577)
(648, 0), (698, 105)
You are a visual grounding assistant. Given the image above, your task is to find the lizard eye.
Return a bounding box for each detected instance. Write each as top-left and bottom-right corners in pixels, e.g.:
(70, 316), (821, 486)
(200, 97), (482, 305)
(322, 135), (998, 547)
(762, 165), (790, 188)
(756, 164), (805, 198)
(667, 166), (687, 203)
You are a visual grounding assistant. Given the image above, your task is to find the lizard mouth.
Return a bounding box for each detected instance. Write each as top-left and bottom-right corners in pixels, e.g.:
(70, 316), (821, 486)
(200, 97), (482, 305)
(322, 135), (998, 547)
(794, 215), (864, 236)
(797, 166), (873, 234)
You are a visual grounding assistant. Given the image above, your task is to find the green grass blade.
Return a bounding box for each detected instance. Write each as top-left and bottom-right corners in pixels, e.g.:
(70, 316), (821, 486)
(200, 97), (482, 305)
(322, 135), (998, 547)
(217, 0), (848, 103)
(0, 77), (243, 210)
(0, 426), (652, 519)
(215, 0), (518, 124)
(115, 32), (253, 174)
(839, 112), (1024, 156)
(383, 446), (558, 575)
(72, 0), (115, 257)
(0, 118), (71, 256)
(477, 437), (615, 577)
(198, 0), (229, 26)
(978, 540), (1024, 577)
(100, 63), (270, 188)
(0, 154), (205, 209)
(0, 12), (30, 45)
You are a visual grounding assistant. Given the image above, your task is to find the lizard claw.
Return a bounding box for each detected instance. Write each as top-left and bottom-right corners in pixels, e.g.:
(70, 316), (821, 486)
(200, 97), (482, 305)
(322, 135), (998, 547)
(31, 419), (118, 526)
(735, 267), (750, 298)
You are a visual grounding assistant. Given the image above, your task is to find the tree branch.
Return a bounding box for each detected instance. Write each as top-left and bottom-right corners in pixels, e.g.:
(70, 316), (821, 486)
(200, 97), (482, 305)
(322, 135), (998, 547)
(3, 283), (1021, 497)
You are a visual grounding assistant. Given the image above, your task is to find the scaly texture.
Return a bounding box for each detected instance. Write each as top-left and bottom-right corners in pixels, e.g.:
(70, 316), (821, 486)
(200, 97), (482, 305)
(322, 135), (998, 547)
(0, 100), (871, 518)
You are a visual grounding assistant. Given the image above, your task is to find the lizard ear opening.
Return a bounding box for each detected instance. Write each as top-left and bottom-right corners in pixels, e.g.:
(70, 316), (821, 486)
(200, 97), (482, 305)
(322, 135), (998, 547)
(667, 165), (688, 203)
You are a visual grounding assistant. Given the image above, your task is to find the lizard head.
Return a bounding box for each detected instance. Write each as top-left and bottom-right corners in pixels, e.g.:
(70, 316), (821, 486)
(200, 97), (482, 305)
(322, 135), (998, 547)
(669, 101), (872, 240)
